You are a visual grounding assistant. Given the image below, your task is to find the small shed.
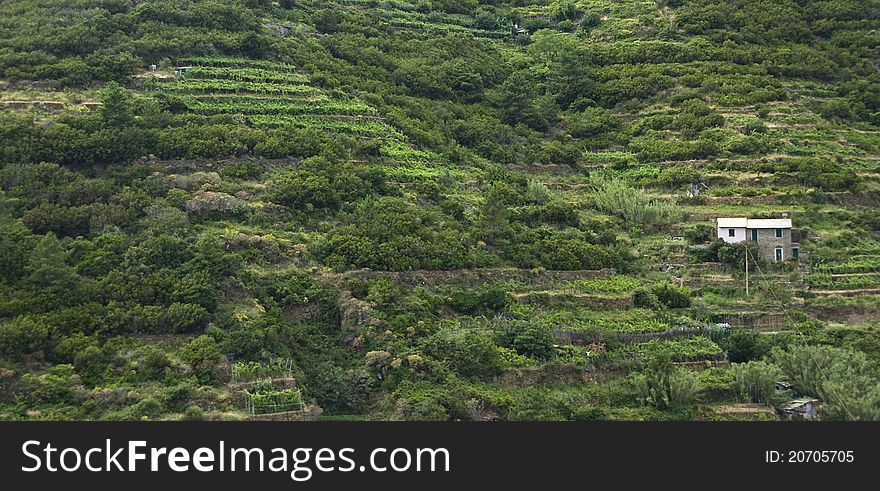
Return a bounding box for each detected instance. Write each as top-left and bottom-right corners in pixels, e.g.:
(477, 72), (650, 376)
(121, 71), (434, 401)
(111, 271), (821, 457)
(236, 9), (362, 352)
(779, 398), (820, 421)
(775, 380), (795, 392)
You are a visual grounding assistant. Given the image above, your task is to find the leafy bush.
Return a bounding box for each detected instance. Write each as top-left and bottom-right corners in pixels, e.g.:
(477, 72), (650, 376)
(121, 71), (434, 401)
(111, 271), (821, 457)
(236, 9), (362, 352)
(160, 303), (210, 333)
(725, 329), (768, 363)
(0, 316), (49, 360)
(772, 346), (880, 421)
(652, 282), (692, 308)
(590, 175), (681, 230)
(497, 321), (555, 361)
(731, 361), (783, 403)
(633, 288), (661, 309)
(181, 335), (224, 384)
(183, 405), (205, 421)
(421, 329), (503, 378)
(684, 223), (715, 244)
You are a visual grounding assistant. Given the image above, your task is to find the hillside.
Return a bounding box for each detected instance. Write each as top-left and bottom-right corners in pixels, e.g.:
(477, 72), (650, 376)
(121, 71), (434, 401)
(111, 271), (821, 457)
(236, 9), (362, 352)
(1, 0), (879, 421)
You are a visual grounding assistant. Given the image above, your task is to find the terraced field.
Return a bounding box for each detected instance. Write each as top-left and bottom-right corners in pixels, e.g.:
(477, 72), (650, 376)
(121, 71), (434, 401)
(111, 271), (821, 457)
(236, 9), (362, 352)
(2, 0), (880, 422)
(146, 56), (459, 181)
(148, 59), (393, 136)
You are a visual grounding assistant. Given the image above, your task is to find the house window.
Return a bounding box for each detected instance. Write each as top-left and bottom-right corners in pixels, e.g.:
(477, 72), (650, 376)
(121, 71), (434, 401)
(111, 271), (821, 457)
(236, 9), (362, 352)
(751, 229), (758, 241)
(793, 248), (799, 259)
(775, 247), (784, 261)
(728, 229), (736, 238)
(775, 228), (783, 238)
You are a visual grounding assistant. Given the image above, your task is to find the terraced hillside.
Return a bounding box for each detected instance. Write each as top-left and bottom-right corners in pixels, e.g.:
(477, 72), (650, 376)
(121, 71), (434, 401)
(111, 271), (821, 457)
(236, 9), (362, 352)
(1, 0), (880, 421)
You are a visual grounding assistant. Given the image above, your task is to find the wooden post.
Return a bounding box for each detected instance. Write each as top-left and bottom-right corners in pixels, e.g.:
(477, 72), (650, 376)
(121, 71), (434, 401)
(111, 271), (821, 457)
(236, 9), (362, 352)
(745, 247), (749, 297)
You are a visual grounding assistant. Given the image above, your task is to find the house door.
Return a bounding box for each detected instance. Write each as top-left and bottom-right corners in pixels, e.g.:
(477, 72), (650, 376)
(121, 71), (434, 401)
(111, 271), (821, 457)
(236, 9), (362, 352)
(775, 247), (783, 261)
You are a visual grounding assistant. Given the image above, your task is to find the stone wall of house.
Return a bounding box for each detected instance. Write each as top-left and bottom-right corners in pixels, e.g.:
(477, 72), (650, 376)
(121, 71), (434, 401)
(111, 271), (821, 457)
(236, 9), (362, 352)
(753, 227), (793, 261)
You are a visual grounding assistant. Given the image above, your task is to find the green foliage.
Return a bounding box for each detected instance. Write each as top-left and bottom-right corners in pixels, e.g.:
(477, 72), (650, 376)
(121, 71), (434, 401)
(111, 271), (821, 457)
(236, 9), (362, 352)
(0, 316), (49, 360)
(232, 360), (292, 382)
(684, 223), (715, 244)
(497, 321), (555, 361)
(318, 196), (475, 271)
(672, 99), (725, 139)
(27, 233), (79, 291)
(138, 346), (172, 381)
(633, 289), (661, 310)
(18, 364), (80, 405)
(590, 174), (681, 230)
(731, 361), (783, 403)
(244, 388), (303, 415)
(652, 282), (692, 308)
(772, 345), (880, 421)
(266, 157), (388, 211)
(183, 405), (206, 421)
(779, 158), (859, 192)
(697, 240), (764, 272)
(0, 0), (878, 422)
(181, 335), (223, 384)
(725, 329), (768, 363)
(421, 329), (503, 378)
(446, 284), (513, 314)
(98, 82), (134, 129)
(630, 356), (700, 409)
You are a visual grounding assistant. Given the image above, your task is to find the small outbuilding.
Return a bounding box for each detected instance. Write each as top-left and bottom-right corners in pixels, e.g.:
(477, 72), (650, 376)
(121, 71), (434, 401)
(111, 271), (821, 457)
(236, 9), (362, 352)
(778, 398), (820, 421)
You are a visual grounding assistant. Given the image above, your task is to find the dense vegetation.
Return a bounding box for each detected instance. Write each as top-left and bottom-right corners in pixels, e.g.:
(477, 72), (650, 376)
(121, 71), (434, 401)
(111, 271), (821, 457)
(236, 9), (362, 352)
(1, 0), (879, 421)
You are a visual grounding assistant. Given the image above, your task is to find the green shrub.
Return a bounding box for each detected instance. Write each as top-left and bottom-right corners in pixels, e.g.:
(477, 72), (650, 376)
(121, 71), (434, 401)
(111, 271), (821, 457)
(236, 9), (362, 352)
(180, 335), (223, 384)
(633, 288), (661, 309)
(138, 346), (172, 381)
(160, 303), (210, 333)
(0, 316), (49, 360)
(731, 361), (783, 403)
(497, 321), (555, 360)
(422, 329), (503, 378)
(590, 174), (681, 230)
(684, 223), (715, 244)
(725, 329), (766, 363)
(652, 282), (692, 308)
(183, 405), (205, 421)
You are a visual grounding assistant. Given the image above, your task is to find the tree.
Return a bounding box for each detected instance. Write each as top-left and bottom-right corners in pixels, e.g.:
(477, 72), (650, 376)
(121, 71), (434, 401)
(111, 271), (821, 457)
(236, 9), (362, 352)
(0, 316), (49, 360)
(725, 328), (766, 363)
(97, 82), (133, 129)
(772, 346), (880, 421)
(0, 201), (33, 283)
(480, 188), (511, 245)
(731, 361), (783, 403)
(27, 233), (79, 291)
(181, 335), (223, 384)
(497, 321), (555, 360)
(422, 329), (503, 378)
(653, 282), (692, 308)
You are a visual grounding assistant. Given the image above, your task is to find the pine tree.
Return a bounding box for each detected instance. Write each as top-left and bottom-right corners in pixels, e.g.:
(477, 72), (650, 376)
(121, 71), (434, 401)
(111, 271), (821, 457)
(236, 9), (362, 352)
(27, 232), (78, 290)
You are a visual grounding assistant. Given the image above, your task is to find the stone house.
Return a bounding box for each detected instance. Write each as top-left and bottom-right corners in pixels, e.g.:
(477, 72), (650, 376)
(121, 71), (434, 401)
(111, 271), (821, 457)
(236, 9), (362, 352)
(716, 217), (799, 262)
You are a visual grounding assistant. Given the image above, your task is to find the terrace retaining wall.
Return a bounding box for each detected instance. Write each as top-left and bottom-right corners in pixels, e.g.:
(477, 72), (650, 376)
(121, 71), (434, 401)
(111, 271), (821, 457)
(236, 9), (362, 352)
(341, 268), (614, 289)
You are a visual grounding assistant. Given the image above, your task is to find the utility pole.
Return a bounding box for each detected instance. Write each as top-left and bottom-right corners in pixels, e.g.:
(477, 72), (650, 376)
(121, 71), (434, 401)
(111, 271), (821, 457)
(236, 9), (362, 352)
(745, 247), (749, 297)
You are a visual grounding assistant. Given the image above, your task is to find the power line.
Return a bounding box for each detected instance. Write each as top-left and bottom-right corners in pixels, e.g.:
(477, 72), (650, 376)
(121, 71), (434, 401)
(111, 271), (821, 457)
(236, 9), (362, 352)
(744, 246), (856, 421)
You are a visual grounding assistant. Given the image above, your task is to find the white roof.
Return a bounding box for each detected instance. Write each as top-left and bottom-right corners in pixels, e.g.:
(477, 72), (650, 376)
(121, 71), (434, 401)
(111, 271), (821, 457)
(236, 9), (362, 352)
(746, 219), (791, 229)
(717, 218), (747, 228)
(717, 218), (792, 229)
